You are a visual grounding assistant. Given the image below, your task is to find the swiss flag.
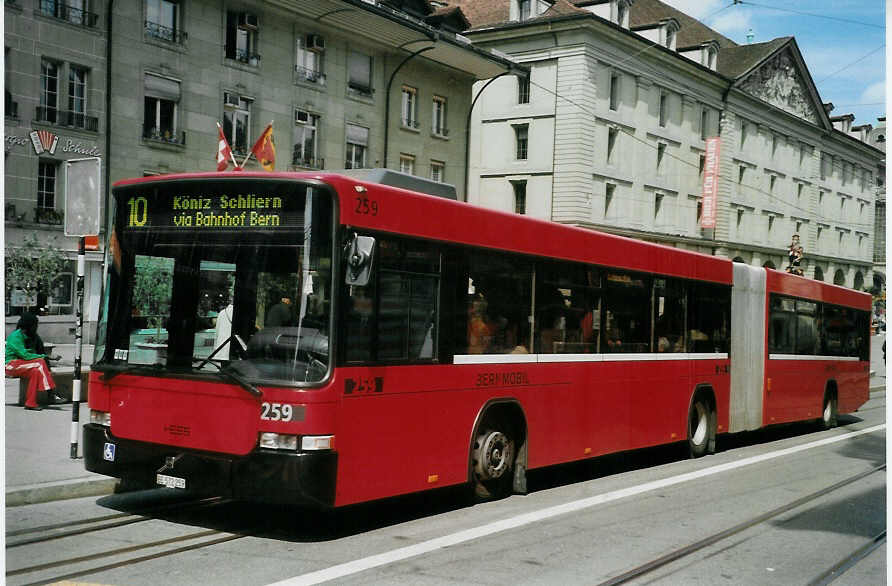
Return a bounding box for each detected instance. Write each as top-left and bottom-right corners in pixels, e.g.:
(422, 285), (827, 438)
(216, 123), (233, 171)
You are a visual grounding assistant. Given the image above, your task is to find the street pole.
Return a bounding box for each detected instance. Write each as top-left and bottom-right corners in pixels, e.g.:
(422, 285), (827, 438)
(70, 236), (85, 459)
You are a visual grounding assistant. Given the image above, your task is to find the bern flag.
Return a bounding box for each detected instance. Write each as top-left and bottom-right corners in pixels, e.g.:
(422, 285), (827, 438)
(251, 123), (276, 171)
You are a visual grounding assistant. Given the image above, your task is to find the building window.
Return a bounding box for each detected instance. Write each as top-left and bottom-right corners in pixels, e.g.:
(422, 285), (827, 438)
(609, 72), (619, 111)
(736, 208), (743, 228)
(145, 0), (184, 43)
(514, 124), (528, 160)
(607, 127), (618, 163)
(399, 154), (415, 175)
(348, 50), (373, 95)
(707, 47), (717, 70)
(39, 0), (97, 27)
(295, 34), (325, 84)
(820, 154), (829, 181)
(68, 66), (87, 128)
(225, 11), (260, 65)
(518, 0), (531, 21)
(738, 165), (746, 184)
(293, 109), (320, 168)
(769, 174), (776, 194)
(430, 160), (444, 183)
(659, 92), (668, 127)
(39, 60), (59, 124)
(432, 95), (447, 137)
(665, 28), (675, 50)
(799, 143), (808, 167)
(699, 154), (706, 177)
(38, 161), (57, 210)
(654, 193), (663, 220)
(656, 142), (666, 171)
(739, 121), (748, 150)
(605, 183), (615, 216)
(700, 108), (709, 140)
(616, 1), (628, 26)
(797, 183), (803, 202)
(223, 92), (251, 155)
(401, 86), (418, 129)
(512, 181), (527, 214)
(517, 75), (530, 104)
(144, 73), (181, 143)
(346, 123), (368, 169)
(768, 215), (775, 234)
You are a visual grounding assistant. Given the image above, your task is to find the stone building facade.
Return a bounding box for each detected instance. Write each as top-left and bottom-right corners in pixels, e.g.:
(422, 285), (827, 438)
(5, 0), (522, 341)
(462, 0), (883, 289)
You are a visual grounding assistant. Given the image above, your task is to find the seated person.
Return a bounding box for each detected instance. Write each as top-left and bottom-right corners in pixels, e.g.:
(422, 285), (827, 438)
(5, 313), (62, 410)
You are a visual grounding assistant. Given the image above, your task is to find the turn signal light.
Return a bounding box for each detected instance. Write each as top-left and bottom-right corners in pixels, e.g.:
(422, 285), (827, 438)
(301, 435), (334, 451)
(90, 410), (111, 427)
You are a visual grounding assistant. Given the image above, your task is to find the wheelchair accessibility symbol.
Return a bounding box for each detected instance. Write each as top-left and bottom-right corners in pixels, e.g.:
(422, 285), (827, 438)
(103, 442), (116, 462)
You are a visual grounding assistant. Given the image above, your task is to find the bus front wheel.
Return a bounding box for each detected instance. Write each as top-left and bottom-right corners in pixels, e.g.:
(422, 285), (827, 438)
(472, 427), (515, 499)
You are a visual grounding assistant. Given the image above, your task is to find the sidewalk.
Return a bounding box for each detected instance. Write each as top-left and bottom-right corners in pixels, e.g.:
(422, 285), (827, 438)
(5, 344), (116, 506)
(3, 345), (888, 507)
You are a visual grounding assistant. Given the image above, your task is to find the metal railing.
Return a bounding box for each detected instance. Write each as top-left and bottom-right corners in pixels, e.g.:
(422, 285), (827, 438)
(142, 126), (186, 145)
(291, 155), (324, 169)
(145, 21), (187, 44)
(294, 65), (326, 85)
(35, 207), (63, 225)
(38, 1), (99, 27)
(230, 49), (261, 66)
(35, 106), (99, 131)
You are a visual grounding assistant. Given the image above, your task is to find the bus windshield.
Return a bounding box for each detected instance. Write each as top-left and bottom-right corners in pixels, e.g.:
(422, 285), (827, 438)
(96, 178), (334, 385)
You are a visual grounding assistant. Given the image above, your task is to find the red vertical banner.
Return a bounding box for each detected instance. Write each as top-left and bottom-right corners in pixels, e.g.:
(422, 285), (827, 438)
(700, 136), (720, 229)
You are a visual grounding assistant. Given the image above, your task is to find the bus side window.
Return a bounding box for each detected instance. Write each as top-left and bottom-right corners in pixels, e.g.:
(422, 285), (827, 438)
(343, 236), (441, 363)
(534, 262), (600, 354)
(602, 271), (651, 353)
(462, 252), (533, 355)
(653, 278), (685, 353)
(687, 282), (730, 353)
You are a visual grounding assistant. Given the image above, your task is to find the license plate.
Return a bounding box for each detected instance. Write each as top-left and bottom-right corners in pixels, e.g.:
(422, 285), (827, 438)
(156, 473), (186, 489)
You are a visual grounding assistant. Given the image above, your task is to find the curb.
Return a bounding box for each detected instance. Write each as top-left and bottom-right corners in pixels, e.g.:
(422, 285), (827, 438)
(6, 477), (117, 507)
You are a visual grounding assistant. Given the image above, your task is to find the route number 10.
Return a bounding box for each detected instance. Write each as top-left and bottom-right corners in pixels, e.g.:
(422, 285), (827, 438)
(127, 197), (148, 227)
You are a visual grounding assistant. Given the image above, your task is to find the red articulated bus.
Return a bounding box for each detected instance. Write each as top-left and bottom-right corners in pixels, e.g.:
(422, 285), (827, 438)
(84, 171), (871, 507)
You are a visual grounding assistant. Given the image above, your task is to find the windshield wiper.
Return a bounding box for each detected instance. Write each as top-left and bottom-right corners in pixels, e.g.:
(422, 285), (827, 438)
(97, 362), (164, 381)
(216, 365), (263, 398)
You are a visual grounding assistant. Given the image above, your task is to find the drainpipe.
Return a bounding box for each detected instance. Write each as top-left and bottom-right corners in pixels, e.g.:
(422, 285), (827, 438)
(383, 46), (435, 169)
(463, 72), (510, 201)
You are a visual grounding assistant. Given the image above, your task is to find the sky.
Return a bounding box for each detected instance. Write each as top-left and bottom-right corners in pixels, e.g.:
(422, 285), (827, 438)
(663, 0), (886, 128)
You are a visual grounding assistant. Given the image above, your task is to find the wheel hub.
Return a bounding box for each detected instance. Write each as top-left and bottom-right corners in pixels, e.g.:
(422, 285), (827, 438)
(475, 431), (513, 480)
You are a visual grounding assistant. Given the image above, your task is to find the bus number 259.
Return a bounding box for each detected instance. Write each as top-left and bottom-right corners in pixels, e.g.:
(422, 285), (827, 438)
(260, 402), (294, 422)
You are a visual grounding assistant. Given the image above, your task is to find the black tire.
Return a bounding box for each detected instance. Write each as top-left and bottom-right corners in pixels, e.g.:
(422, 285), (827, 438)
(820, 393), (838, 430)
(687, 397), (713, 458)
(472, 425), (515, 500)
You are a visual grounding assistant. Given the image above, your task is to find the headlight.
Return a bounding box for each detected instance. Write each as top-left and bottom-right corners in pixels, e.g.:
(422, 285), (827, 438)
(90, 410), (111, 427)
(259, 432), (298, 451)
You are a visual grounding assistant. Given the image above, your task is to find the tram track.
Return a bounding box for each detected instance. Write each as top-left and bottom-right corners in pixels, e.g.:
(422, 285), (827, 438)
(6, 496), (251, 586)
(596, 464), (886, 586)
(9, 529), (249, 586)
(5, 496), (229, 547)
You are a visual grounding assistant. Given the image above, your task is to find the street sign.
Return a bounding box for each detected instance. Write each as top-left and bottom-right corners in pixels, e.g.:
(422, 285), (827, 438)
(64, 156), (101, 237)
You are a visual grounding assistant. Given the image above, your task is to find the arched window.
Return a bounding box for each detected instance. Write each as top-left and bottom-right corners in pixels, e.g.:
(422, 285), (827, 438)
(732, 256), (745, 263)
(763, 260), (776, 269)
(853, 271), (864, 291)
(833, 269), (846, 286)
(813, 266), (824, 281)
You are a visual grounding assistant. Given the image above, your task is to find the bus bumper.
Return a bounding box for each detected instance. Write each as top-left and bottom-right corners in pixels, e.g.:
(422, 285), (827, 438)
(83, 423), (337, 507)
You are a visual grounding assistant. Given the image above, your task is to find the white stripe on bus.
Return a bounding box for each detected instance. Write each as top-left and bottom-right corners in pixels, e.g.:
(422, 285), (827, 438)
(267, 424), (885, 586)
(454, 353), (729, 365)
(768, 354), (860, 361)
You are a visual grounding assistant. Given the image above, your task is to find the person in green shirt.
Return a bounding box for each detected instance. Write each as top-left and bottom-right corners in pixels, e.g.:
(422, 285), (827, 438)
(5, 312), (61, 411)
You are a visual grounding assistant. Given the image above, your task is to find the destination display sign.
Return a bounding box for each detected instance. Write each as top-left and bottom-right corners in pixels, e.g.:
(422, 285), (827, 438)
(116, 182), (309, 231)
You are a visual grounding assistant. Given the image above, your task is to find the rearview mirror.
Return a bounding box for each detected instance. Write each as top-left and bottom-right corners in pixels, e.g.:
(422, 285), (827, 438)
(344, 234), (375, 286)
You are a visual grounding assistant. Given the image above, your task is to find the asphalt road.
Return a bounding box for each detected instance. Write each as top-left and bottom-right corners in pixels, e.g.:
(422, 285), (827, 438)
(6, 388), (885, 585)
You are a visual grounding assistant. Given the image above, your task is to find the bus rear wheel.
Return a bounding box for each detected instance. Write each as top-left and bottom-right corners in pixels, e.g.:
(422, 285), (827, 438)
(820, 393), (838, 429)
(472, 427), (515, 499)
(687, 398), (713, 458)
